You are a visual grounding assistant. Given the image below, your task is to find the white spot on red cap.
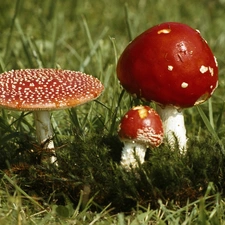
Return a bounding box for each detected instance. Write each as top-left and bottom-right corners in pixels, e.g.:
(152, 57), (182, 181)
(181, 82), (188, 88)
(214, 56), (218, 67)
(210, 81), (218, 95)
(200, 65), (208, 74)
(209, 67), (214, 76)
(200, 66), (214, 76)
(135, 106), (148, 119)
(157, 29), (171, 34)
(168, 65), (173, 71)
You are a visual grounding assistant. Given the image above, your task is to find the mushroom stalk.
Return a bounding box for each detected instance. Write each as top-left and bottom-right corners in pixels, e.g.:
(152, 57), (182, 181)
(120, 142), (146, 170)
(156, 105), (187, 153)
(34, 111), (57, 163)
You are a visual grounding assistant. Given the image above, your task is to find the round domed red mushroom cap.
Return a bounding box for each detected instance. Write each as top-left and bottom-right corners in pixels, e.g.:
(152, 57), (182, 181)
(0, 69), (104, 110)
(117, 22), (218, 108)
(118, 105), (164, 147)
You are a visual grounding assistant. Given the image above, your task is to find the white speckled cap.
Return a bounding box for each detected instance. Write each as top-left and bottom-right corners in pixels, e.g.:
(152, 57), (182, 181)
(0, 68), (104, 110)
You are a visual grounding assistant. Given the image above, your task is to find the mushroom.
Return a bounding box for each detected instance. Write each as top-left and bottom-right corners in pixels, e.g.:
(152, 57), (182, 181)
(118, 105), (163, 169)
(0, 68), (104, 163)
(117, 22), (218, 153)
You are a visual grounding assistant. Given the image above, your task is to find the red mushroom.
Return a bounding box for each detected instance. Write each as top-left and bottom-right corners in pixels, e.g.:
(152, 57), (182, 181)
(118, 105), (163, 169)
(0, 68), (104, 163)
(117, 22), (218, 152)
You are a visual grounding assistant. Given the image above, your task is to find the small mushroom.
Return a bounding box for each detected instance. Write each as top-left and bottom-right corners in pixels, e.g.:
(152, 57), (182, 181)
(0, 68), (104, 163)
(117, 22), (218, 153)
(118, 105), (163, 170)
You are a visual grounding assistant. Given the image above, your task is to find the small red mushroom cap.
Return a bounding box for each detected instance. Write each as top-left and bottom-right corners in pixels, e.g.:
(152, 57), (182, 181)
(118, 105), (164, 147)
(117, 22), (218, 108)
(0, 69), (104, 110)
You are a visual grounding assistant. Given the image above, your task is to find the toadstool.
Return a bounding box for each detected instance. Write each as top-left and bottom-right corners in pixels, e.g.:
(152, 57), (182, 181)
(117, 22), (218, 153)
(0, 68), (104, 163)
(118, 105), (163, 169)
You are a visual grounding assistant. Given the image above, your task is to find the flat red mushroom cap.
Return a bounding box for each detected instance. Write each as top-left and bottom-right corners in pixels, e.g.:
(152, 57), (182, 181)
(117, 22), (218, 108)
(118, 105), (164, 147)
(0, 69), (104, 110)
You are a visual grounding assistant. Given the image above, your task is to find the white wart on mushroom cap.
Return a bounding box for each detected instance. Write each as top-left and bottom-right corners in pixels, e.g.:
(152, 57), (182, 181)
(0, 68), (104, 110)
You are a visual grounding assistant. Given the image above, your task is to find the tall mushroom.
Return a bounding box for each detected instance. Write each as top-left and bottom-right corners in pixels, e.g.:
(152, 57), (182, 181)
(117, 22), (218, 153)
(0, 68), (104, 163)
(118, 105), (163, 169)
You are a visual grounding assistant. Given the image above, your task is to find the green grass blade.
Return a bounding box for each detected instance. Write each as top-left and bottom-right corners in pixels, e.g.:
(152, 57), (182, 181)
(208, 98), (215, 129)
(15, 19), (34, 68)
(3, 0), (21, 62)
(215, 102), (225, 132)
(124, 3), (133, 41)
(196, 105), (224, 153)
(109, 89), (125, 135)
(2, 173), (45, 210)
(79, 22), (108, 71)
(50, 10), (58, 68)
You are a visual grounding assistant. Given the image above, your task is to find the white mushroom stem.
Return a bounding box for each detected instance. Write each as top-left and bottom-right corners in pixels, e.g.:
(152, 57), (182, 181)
(156, 105), (187, 153)
(121, 141), (146, 170)
(33, 111), (57, 164)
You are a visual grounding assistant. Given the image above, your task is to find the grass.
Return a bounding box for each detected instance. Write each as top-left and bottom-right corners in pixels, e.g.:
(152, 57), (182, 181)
(1, 0), (225, 224)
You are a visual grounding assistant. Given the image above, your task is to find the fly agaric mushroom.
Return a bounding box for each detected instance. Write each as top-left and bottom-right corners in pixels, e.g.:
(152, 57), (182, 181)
(0, 68), (104, 163)
(118, 105), (163, 169)
(117, 22), (218, 153)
